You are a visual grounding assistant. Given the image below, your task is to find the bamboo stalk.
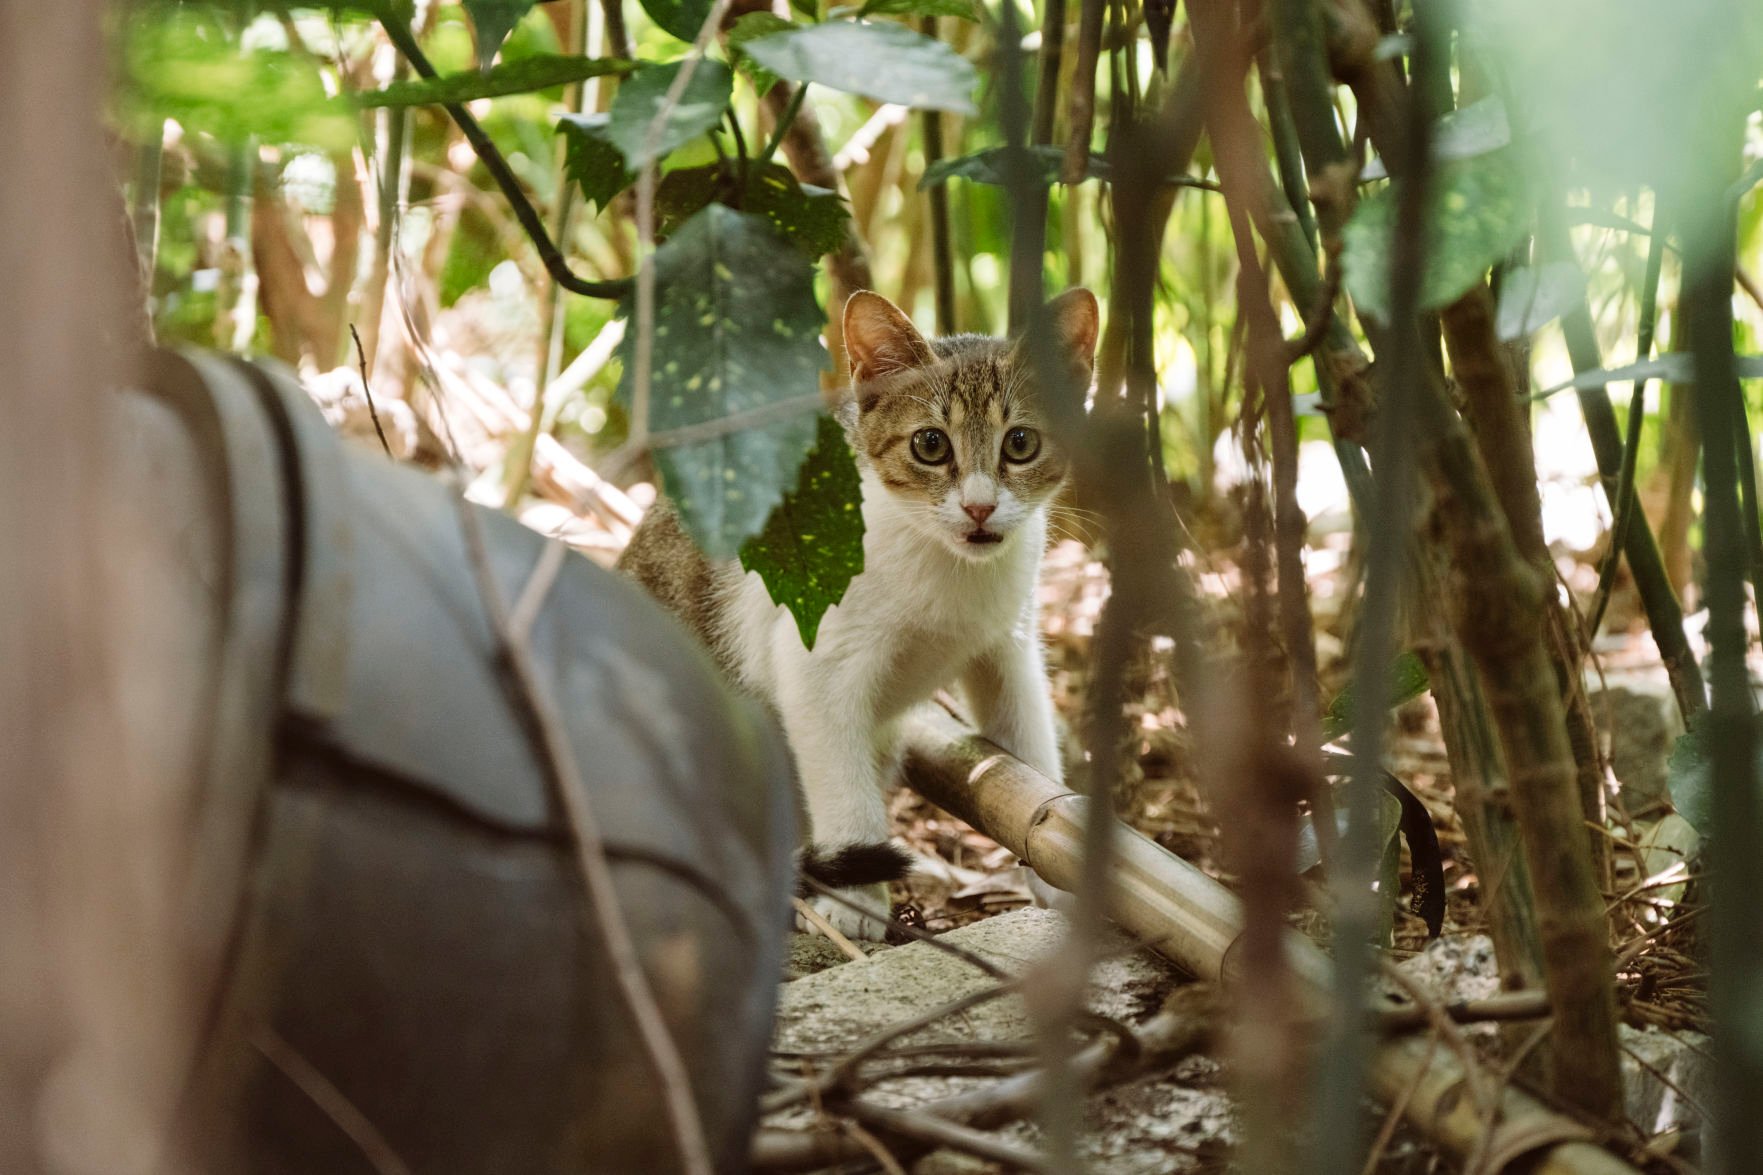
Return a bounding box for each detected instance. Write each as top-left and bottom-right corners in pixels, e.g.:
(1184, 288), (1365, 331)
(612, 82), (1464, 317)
(898, 706), (1641, 1175)
(1538, 207), (1708, 723)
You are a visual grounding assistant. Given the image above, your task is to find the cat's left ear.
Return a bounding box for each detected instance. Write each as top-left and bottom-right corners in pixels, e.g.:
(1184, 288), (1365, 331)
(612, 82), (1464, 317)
(1045, 288), (1100, 369)
(1013, 288), (1100, 385)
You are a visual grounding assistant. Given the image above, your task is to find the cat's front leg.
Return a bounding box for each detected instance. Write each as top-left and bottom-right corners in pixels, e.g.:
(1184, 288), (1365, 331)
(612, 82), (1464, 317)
(773, 649), (897, 941)
(961, 631), (1063, 783)
(962, 630), (1072, 910)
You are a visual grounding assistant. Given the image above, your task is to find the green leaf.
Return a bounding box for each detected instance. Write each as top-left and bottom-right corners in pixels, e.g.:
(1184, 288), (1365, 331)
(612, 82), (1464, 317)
(728, 12), (794, 95)
(1495, 262), (1587, 340)
(1667, 713), (1763, 842)
(858, 0), (977, 18)
(1532, 354), (1763, 400)
(462, 0), (537, 67)
(1341, 151), (1530, 324)
(656, 163), (850, 256)
(740, 21), (978, 114)
(605, 60), (735, 168)
(558, 113), (638, 211)
(1361, 96), (1513, 181)
(1320, 651), (1431, 743)
(357, 55), (634, 107)
(740, 414), (866, 648)
(921, 145), (1106, 188)
(616, 205), (827, 557)
(122, 11), (353, 151)
(788, 0), (818, 17)
(639, 0), (716, 42)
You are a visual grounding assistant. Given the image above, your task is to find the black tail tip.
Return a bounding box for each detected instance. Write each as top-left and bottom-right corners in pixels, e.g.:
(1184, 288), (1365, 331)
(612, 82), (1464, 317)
(797, 842), (914, 895)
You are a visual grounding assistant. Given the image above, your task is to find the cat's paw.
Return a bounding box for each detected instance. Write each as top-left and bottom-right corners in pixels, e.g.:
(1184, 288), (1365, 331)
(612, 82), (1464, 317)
(798, 882), (892, 942)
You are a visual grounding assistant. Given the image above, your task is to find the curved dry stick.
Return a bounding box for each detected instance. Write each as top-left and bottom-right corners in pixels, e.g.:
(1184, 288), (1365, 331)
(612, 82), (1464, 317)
(377, 15), (630, 300)
(454, 506), (715, 1175)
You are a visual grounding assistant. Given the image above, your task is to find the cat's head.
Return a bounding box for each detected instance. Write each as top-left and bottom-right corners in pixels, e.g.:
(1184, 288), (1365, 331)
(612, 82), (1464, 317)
(841, 289), (1098, 561)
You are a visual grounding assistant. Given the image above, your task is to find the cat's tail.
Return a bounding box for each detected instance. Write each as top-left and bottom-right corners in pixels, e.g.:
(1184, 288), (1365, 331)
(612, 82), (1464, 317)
(795, 842), (914, 897)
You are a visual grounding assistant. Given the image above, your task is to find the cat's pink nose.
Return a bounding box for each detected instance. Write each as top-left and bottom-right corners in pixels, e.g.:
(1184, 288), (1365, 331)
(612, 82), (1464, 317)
(963, 503), (995, 525)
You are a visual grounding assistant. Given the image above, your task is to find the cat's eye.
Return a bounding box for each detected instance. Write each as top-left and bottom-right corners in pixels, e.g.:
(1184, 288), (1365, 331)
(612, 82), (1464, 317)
(911, 428), (952, 465)
(1002, 427), (1040, 463)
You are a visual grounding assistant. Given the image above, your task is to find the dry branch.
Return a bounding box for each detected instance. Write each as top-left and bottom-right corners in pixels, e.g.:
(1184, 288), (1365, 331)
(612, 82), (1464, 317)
(897, 705), (1643, 1175)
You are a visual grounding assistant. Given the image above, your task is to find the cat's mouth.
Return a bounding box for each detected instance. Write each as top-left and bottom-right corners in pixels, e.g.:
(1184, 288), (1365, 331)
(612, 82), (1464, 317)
(964, 529), (1004, 545)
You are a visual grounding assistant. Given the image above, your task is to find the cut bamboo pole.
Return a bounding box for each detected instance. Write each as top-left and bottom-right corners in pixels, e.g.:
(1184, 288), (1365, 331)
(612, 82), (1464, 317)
(899, 704), (1638, 1175)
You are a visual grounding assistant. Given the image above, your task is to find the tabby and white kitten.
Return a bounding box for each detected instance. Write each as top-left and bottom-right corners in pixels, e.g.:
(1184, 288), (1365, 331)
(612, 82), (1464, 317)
(618, 288), (1098, 939)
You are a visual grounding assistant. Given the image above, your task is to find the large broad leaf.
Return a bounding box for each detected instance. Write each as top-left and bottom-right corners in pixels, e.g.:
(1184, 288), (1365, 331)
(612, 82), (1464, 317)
(557, 113), (638, 211)
(462, 0), (538, 67)
(1361, 96), (1514, 181)
(617, 205), (827, 557)
(1342, 150), (1530, 323)
(605, 59), (734, 168)
(727, 12), (794, 95)
(858, 0), (978, 18)
(1320, 651), (1432, 742)
(1665, 714), (1763, 839)
(1495, 262), (1587, 340)
(740, 414), (866, 648)
(656, 163), (850, 256)
(639, 0), (715, 42)
(740, 22), (978, 114)
(357, 55), (633, 107)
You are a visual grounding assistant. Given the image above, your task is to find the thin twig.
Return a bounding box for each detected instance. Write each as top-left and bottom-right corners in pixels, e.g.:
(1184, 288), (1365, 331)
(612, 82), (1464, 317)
(837, 1119), (910, 1175)
(349, 323), (394, 458)
(1359, 1028), (1440, 1175)
(252, 1026), (413, 1175)
(792, 896), (867, 962)
(454, 507), (715, 1175)
(1376, 962), (1496, 1123)
(1374, 989), (1551, 1033)
(762, 980), (1024, 1114)
(843, 1100), (1053, 1173)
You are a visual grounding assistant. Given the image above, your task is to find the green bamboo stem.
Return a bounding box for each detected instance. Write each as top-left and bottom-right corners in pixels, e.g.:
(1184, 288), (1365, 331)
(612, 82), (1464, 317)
(1587, 201), (1669, 636)
(1541, 206), (1709, 722)
(1679, 177), (1763, 1175)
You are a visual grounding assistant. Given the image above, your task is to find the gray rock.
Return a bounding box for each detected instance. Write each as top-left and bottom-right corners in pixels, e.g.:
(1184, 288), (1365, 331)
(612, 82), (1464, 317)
(769, 908), (1231, 1172)
(1620, 1025), (1710, 1144)
(1588, 680), (1684, 812)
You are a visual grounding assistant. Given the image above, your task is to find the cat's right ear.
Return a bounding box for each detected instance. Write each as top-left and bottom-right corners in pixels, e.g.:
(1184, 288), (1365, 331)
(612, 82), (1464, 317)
(844, 292), (935, 384)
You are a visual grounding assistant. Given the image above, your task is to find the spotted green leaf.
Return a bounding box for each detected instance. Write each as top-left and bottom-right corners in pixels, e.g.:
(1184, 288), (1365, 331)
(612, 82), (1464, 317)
(462, 0), (537, 67)
(558, 112), (638, 211)
(605, 59), (735, 168)
(656, 162), (850, 256)
(358, 54), (634, 107)
(1342, 150), (1530, 324)
(740, 414), (866, 648)
(616, 205), (827, 557)
(740, 21), (977, 114)
(728, 12), (794, 95)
